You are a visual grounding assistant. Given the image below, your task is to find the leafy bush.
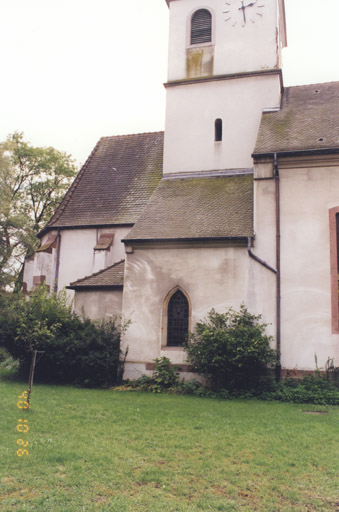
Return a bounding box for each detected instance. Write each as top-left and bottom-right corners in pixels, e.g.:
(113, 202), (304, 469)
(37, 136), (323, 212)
(324, 357), (339, 388)
(151, 357), (180, 391)
(0, 346), (9, 362)
(260, 374), (339, 405)
(184, 305), (276, 391)
(126, 357), (181, 393)
(176, 379), (205, 395)
(0, 286), (122, 387)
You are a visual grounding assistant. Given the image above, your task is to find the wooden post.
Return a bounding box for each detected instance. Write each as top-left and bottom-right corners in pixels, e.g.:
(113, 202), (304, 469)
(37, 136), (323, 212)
(26, 350), (37, 409)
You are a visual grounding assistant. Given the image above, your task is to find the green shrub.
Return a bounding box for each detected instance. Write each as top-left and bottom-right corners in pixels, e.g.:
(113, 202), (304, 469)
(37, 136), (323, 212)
(324, 357), (339, 388)
(176, 379), (205, 395)
(129, 375), (154, 390)
(124, 357), (181, 393)
(0, 346), (9, 362)
(184, 305), (276, 391)
(260, 374), (339, 405)
(0, 286), (122, 387)
(151, 356), (180, 391)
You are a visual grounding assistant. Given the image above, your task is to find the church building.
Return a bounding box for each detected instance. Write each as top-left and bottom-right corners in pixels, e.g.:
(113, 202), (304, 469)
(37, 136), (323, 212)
(23, 0), (339, 380)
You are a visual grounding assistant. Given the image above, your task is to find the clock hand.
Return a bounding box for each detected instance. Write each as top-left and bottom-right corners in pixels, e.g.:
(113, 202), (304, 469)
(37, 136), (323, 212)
(239, 1), (246, 24)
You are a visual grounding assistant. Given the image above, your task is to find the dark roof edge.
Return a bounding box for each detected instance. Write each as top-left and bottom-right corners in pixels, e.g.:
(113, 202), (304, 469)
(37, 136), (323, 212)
(252, 148), (339, 160)
(67, 284), (123, 291)
(165, 69), (283, 88)
(38, 223), (134, 238)
(123, 236), (250, 244)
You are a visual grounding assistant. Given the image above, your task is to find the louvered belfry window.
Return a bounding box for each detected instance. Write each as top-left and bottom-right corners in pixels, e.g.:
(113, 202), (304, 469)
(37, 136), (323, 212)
(167, 290), (189, 346)
(190, 9), (212, 45)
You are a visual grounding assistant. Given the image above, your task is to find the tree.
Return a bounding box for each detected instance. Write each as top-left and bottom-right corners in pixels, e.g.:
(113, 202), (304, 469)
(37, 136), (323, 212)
(184, 305), (276, 391)
(0, 285), (122, 387)
(0, 132), (77, 289)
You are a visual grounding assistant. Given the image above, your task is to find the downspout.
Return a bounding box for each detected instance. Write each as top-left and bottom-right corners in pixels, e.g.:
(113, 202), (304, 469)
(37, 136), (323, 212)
(54, 229), (61, 294)
(274, 153), (281, 382)
(247, 238), (277, 275)
(248, 152), (282, 382)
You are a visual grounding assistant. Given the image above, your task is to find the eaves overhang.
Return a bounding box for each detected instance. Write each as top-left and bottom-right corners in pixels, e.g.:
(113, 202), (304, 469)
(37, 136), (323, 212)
(252, 147), (339, 160)
(165, 69), (283, 89)
(66, 284), (123, 291)
(123, 236), (249, 244)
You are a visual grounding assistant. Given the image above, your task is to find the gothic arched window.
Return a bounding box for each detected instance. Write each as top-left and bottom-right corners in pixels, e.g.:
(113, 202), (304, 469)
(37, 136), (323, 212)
(190, 9), (212, 45)
(167, 290), (189, 346)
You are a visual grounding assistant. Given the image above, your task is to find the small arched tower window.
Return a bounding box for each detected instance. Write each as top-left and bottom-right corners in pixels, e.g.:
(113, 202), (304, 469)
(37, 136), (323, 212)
(190, 9), (212, 45)
(215, 118), (222, 141)
(167, 290), (189, 346)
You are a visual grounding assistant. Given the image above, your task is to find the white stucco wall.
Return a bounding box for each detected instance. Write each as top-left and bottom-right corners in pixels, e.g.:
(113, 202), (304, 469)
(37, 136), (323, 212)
(23, 257), (35, 291)
(57, 226), (130, 295)
(73, 289), (123, 321)
(163, 73), (281, 173)
(255, 158), (339, 371)
(23, 234), (58, 292)
(24, 226), (131, 297)
(167, 0), (280, 81)
(121, 243), (276, 380)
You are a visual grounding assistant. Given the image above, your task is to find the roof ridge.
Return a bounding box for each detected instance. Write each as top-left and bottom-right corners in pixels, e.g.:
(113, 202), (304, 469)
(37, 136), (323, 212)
(163, 169), (253, 180)
(286, 80), (339, 90)
(69, 259), (125, 286)
(45, 138), (102, 229)
(100, 131), (164, 141)
(40, 131), (164, 233)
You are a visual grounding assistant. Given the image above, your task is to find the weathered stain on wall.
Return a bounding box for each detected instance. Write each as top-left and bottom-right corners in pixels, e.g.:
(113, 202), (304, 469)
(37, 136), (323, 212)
(186, 47), (214, 78)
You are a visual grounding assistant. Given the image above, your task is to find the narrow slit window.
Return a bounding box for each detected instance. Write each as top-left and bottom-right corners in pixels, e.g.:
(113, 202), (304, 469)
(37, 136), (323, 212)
(215, 118), (222, 141)
(190, 9), (212, 45)
(167, 290), (189, 347)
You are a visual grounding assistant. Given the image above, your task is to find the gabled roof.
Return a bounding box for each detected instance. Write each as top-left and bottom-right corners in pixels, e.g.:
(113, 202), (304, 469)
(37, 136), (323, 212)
(125, 172), (253, 242)
(45, 132), (164, 231)
(67, 260), (125, 290)
(254, 82), (339, 157)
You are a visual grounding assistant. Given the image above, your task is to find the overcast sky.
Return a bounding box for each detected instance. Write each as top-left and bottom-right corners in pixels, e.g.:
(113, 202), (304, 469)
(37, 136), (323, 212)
(1, 0), (339, 165)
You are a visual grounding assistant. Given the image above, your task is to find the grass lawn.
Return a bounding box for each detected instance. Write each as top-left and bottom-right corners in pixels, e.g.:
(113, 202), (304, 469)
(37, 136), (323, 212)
(0, 372), (338, 512)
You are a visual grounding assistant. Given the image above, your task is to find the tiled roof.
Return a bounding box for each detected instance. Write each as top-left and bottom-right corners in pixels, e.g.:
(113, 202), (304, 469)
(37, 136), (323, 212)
(68, 260), (125, 290)
(125, 172), (253, 241)
(254, 82), (339, 155)
(46, 132), (164, 229)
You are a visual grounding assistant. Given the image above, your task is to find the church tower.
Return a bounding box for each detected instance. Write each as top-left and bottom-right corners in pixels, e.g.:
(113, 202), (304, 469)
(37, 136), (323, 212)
(163, 0), (287, 174)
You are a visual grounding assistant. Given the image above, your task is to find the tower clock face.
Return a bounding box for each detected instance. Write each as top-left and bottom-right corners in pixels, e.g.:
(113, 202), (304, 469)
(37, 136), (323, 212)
(223, 0), (265, 27)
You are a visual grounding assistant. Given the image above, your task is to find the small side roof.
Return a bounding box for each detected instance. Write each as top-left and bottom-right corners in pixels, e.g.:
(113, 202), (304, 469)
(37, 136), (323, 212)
(254, 82), (339, 157)
(125, 172), (253, 242)
(45, 132), (163, 231)
(67, 260), (125, 290)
